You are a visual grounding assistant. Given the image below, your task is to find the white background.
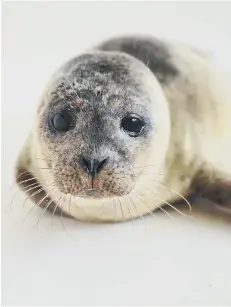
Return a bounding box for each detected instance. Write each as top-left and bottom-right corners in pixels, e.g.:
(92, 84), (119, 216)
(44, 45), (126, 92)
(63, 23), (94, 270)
(2, 2), (231, 306)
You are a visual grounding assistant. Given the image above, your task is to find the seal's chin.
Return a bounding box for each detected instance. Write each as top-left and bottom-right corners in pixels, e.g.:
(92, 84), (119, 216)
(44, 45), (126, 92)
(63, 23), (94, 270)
(79, 189), (106, 199)
(75, 186), (132, 199)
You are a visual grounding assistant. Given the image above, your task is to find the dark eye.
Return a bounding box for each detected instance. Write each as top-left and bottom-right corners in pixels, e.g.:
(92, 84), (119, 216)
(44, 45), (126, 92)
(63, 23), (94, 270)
(50, 111), (74, 132)
(121, 115), (145, 137)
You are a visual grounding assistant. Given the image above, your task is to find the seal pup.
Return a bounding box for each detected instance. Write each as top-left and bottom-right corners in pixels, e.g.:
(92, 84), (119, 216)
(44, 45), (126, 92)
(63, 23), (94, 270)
(15, 36), (231, 223)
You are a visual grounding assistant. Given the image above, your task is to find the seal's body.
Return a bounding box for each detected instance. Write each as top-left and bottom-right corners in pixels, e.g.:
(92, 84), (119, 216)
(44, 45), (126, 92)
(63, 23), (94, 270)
(16, 36), (231, 222)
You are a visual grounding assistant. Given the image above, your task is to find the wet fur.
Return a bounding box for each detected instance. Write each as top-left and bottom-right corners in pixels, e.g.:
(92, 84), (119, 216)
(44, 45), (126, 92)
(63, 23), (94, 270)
(16, 35), (231, 223)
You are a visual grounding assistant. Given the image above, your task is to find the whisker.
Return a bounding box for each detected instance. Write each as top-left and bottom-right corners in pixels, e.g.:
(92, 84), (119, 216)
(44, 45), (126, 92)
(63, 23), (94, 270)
(141, 183), (189, 218)
(132, 164), (158, 169)
(23, 192), (50, 224)
(10, 182), (40, 210)
(147, 179), (192, 213)
(13, 171), (53, 191)
(134, 192), (156, 219)
(135, 186), (175, 219)
(22, 186), (43, 208)
(152, 201), (175, 219)
(22, 182), (55, 208)
(170, 191), (192, 213)
(137, 181), (188, 218)
(59, 196), (70, 237)
(12, 170), (31, 188)
(16, 174), (54, 188)
(156, 197), (189, 218)
(112, 198), (116, 221)
(114, 179), (145, 226)
(33, 198), (54, 228)
(50, 195), (63, 229)
(135, 171), (163, 177)
(15, 176), (39, 187)
(22, 182), (39, 189)
(36, 157), (52, 161)
(38, 167), (59, 171)
(36, 158), (46, 161)
(140, 172), (164, 177)
(126, 196), (135, 225)
(118, 176), (174, 227)
(141, 178), (172, 202)
(68, 194), (72, 216)
(127, 194), (147, 231)
(117, 198), (124, 222)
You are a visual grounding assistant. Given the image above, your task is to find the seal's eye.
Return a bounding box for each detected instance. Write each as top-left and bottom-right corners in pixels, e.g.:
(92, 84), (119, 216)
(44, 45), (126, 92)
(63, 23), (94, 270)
(121, 115), (145, 137)
(50, 111), (73, 132)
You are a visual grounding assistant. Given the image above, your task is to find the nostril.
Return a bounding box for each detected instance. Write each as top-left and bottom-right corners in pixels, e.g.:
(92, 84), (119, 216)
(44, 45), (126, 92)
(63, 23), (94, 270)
(81, 156), (108, 175)
(96, 158), (108, 174)
(81, 157), (92, 174)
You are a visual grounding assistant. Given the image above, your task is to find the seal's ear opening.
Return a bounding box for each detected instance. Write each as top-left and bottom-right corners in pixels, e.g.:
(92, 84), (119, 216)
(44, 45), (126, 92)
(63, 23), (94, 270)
(15, 138), (71, 218)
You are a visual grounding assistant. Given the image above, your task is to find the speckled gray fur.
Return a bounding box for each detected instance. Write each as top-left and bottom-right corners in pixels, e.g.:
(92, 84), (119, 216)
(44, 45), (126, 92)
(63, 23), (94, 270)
(38, 52), (156, 196)
(95, 36), (179, 84)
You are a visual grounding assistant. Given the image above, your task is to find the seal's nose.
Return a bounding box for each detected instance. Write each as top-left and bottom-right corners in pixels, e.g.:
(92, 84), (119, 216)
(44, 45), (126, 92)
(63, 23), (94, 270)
(81, 156), (108, 176)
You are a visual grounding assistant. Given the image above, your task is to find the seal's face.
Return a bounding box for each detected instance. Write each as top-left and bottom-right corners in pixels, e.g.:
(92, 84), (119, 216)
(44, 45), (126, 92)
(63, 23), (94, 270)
(38, 53), (157, 199)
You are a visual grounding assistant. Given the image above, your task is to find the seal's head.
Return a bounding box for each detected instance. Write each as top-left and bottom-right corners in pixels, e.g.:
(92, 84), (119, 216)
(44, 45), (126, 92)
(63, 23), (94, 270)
(17, 51), (171, 221)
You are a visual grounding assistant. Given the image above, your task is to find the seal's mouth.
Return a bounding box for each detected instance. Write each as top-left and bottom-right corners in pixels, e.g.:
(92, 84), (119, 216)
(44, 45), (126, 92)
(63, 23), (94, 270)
(54, 168), (135, 199)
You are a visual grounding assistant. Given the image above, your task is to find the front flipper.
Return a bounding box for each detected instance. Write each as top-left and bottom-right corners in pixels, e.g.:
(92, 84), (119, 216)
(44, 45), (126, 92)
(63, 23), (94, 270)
(189, 170), (231, 222)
